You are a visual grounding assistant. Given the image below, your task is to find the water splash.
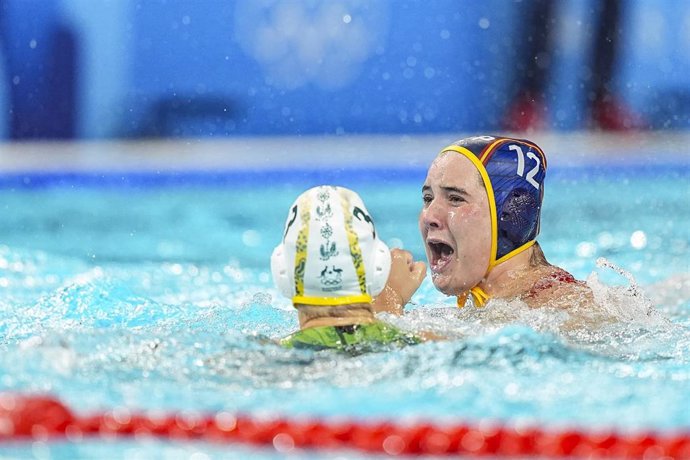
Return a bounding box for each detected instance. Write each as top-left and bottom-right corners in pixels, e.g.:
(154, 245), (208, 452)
(588, 257), (665, 325)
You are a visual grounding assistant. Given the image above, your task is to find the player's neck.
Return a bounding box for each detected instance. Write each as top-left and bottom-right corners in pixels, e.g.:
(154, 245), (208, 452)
(479, 246), (551, 298)
(296, 304), (376, 330)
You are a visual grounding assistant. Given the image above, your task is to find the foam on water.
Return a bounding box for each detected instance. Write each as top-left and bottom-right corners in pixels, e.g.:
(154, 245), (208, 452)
(386, 258), (689, 363)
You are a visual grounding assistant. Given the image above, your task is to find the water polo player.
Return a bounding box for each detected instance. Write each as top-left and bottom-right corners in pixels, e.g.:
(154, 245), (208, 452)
(378, 135), (592, 312)
(271, 185), (424, 351)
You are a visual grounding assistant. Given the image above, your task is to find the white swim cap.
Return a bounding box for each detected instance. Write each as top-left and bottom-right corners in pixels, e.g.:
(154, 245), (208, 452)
(271, 186), (391, 306)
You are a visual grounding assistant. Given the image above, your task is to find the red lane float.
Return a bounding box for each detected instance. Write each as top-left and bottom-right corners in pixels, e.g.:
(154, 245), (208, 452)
(0, 393), (74, 439)
(1, 393), (689, 458)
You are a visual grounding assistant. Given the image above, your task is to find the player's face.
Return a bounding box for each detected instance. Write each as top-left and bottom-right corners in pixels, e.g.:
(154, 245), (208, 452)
(419, 153), (492, 295)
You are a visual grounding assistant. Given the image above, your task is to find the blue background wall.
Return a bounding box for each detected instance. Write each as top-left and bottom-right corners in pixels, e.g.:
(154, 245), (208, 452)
(0, 0), (689, 139)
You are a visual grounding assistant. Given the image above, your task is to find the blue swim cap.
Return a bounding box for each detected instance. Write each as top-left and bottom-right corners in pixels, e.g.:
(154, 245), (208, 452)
(440, 135), (547, 270)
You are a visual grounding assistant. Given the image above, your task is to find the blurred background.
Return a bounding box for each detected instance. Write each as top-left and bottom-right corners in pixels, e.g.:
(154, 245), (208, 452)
(0, 0), (689, 141)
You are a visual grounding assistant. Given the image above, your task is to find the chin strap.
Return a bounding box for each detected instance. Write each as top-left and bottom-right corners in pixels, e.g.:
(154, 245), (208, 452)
(456, 285), (490, 308)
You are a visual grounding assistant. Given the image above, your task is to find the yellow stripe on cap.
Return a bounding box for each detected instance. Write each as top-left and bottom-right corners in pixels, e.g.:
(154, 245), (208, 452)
(441, 144), (500, 310)
(292, 294), (373, 306)
(293, 194), (311, 297)
(494, 239), (536, 266)
(340, 193), (368, 296)
(479, 138), (506, 162)
(440, 145), (499, 269)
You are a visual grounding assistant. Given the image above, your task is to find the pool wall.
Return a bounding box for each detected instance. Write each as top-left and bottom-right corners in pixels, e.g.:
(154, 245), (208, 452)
(1, 133), (689, 176)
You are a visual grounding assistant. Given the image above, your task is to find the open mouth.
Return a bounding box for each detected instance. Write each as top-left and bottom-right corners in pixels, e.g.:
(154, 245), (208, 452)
(427, 240), (455, 272)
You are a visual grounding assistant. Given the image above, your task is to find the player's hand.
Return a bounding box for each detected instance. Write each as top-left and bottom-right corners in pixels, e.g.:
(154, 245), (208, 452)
(372, 249), (426, 315)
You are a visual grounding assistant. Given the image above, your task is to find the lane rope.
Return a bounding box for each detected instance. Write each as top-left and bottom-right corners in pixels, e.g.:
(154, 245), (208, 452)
(1, 393), (689, 458)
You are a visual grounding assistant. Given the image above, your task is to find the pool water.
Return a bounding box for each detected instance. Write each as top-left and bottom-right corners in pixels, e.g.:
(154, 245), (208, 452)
(0, 162), (689, 458)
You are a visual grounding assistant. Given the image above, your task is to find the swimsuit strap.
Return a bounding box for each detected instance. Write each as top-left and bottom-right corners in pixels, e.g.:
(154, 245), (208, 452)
(525, 268), (579, 299)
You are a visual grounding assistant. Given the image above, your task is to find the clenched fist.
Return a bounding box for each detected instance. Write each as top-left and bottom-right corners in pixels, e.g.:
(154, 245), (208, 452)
(372, 248), (426, 315)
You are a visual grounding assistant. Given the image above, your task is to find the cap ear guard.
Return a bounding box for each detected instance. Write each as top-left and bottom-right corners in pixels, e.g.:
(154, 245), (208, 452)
(270, 243), (294, 299)
(499, 187), (539, 248)
(367, 238), (392, 297)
